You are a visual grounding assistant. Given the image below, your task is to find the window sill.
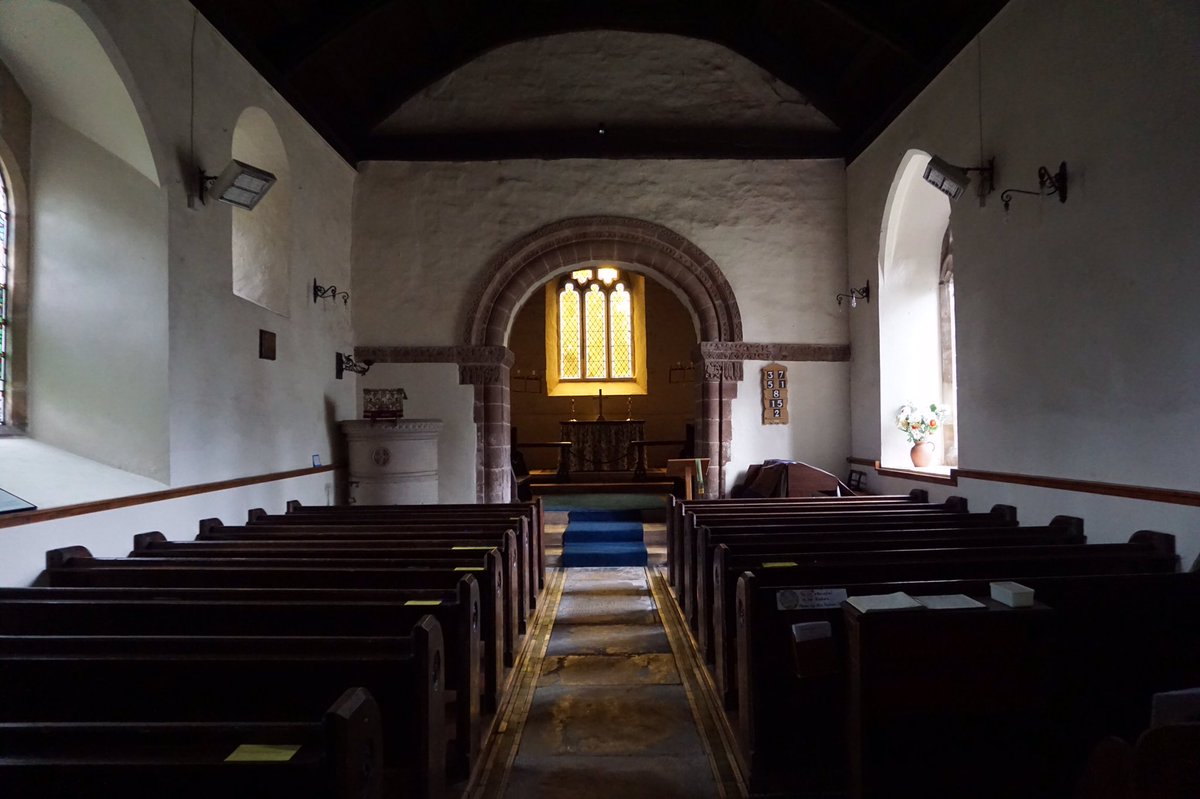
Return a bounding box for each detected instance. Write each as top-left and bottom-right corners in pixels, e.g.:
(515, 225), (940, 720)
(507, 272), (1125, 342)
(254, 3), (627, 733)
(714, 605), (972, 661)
(0, 425), (26, 439)
(850, 457), (959, 486)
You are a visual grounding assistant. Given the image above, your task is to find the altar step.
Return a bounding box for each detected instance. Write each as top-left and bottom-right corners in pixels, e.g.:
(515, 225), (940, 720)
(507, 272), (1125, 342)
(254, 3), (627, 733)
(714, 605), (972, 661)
(525, 469), (675, 496)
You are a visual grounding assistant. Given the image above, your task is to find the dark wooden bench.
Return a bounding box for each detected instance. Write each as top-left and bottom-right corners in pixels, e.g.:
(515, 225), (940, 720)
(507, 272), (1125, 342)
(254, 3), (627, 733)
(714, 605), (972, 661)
(0, 573), (483, 773)
(681, 504), (1014, 628)
(734, 558), (1196, 797)
(205, 518), (537, 629)
(666, 489), (931, 587)
(0, 686), (382, 799)
(0, 617), (446, 799)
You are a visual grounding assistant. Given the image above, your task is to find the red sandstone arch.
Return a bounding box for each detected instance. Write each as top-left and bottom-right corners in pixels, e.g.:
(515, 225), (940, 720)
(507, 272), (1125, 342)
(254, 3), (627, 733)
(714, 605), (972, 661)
(463, 216), (742, 502)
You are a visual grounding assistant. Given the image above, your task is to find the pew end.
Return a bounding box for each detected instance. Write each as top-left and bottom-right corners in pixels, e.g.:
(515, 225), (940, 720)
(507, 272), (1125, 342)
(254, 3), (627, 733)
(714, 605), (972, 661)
(990, 503), (1019, 523)
(325, 686), (385, 799)
(1073, 736), (1133, 799)
(132, 531), (168, 551)
(1129, 530), (1177, 561)
(199, 518), (224, 536)
(1050, 515), (1087, 542)
(45, 546), (93, 570)
(411, 614), (446, 799)
(1134, 723), (1200, 799)
(287, 499), (303, 512)
(946, 495), (969, 513)
(908, 488), (930, 503)
(247, 508), (267, 523)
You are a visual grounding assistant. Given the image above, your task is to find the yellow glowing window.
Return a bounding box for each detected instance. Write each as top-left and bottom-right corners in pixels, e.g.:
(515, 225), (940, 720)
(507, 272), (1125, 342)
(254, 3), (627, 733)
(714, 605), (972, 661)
(559, 282), (581, 379)
(584, 284), (607, 379)
(571, 269), (593, 284)
(610, 283), (633, 378)
(597, 266), (619, 286)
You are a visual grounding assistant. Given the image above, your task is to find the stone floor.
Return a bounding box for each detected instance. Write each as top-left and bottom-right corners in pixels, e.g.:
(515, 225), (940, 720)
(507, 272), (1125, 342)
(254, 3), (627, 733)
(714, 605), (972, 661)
(501, 567), (721, 798)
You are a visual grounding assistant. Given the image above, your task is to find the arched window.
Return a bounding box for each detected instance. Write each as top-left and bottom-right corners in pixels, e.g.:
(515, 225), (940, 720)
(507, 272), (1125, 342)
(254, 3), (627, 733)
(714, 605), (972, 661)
(0, 165), (9, 425)
(545, 266), (647, 395)
(939, 229), (959, 465)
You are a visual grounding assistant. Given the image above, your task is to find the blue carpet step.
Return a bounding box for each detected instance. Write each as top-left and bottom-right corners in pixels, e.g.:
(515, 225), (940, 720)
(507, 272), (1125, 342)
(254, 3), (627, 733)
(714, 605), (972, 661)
(563, 522), (645, 543)
(560, 542), (648, 568)
(567, 509), (645, 523)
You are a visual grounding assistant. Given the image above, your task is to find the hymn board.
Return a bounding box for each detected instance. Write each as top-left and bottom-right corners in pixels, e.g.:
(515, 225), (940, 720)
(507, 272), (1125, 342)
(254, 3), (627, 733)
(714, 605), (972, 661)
(762, 362), (789, 424)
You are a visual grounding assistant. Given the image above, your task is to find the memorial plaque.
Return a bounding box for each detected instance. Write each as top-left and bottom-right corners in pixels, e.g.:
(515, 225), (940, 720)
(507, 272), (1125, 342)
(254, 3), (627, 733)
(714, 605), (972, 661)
(761, 362), (789, 424)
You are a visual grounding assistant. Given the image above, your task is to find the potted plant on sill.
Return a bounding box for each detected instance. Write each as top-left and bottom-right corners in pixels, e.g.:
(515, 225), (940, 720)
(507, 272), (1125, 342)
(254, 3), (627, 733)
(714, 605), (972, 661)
(896, 402), (949, 467)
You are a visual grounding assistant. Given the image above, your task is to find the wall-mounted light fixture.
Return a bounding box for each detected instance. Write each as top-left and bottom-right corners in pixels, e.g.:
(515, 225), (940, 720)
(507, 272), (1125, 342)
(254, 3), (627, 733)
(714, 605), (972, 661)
(1001, 162), (1068, 212)
(923, 155), (995, 203)
(197, 160), (277, 210)
(313, 279), (350, 304)
(336, 353), (373, 379)
(836, 280), (871, 308)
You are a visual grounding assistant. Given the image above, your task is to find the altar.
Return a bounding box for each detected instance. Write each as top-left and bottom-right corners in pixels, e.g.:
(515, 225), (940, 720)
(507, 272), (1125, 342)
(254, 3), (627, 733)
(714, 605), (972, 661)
(560, 420), (645, 471)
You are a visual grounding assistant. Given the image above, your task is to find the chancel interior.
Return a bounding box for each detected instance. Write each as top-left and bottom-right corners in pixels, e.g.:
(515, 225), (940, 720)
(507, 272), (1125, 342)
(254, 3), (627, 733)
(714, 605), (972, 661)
(0, 0), (1197, 797)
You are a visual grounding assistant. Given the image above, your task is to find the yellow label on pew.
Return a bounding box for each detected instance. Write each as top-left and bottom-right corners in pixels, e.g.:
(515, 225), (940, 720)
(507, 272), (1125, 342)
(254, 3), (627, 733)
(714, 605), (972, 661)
(225, 744), (302, 762)
(405, 600), (442, 606)
(762, 561), (798, 568)
(452, 546), (494, 550)
(455, 566), (485, 572)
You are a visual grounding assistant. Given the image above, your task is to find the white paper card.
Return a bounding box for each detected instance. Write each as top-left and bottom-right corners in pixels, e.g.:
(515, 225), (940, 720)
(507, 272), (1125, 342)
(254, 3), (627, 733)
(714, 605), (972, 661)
(914, 594), (986, 610)
(846, 592), (923, 613)
(791, 621), (833, 642)
(776, 588), (849, 610)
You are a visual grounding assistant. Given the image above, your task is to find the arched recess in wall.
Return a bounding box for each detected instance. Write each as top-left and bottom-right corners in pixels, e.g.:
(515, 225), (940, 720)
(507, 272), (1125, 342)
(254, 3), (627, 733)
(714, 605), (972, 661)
(464, 216), (742, 503)
(878, 149), (959, 469)
(231, 107), (291, 316)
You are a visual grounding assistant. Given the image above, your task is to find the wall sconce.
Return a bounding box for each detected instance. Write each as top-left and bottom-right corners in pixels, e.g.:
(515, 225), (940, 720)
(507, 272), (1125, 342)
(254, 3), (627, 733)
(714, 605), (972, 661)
(336, 353), (373, 379)
(1001, 162), (1068, 212)
(197, 160), (276, 210)
(923, 155), (995, 203)
(511, 369), (544, 394)
(313, 279), (350, 304)
(836, 280), (871, 308)
(668, 362), (696, 383)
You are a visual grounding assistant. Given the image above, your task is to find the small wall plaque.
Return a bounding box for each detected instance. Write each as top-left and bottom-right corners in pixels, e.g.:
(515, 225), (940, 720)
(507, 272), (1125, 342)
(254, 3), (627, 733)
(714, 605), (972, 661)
(258, 330), (276, 360)
(761, 362), (789, 425)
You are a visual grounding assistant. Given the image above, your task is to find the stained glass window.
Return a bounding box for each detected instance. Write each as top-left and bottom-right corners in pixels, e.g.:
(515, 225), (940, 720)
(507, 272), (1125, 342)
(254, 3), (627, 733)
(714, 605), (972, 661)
(584, 283), (607, 379)
(0, 166), (8, 425)
(556, 267), (639, 383)
(559, 282), (581, 379)
(610, 283), (633, 378)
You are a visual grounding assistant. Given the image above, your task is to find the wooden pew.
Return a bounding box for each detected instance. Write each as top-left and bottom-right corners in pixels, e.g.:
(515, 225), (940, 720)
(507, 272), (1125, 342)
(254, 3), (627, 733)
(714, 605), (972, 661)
(703, 517), (1084, 704)
(279, 499), (546, 592)
(0, 571), (483, 773)
(0, 686), (382, 799)
(42, 545), (517, 696)
(0, 617), (446, 799)
(735, 560), (1197, 797)
(665, 489), (930, 587)
(681, 503), (1011, 629)
(206, 518), (537, 629)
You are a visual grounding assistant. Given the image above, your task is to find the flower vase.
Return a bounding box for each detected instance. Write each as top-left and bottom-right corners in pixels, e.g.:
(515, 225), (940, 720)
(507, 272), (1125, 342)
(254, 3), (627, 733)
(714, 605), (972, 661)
(910, 441), (935, 467)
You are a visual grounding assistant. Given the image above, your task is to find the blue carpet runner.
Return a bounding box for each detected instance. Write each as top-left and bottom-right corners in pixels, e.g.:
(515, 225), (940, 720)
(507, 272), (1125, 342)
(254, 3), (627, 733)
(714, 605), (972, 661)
(561, 509), (648, 567)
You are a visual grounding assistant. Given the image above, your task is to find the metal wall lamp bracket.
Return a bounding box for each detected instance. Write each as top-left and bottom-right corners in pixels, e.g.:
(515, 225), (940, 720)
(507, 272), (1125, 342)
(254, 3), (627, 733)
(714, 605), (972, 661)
(1001, 162), (1069, 211)
(336, 353), (373, 379)
(837, 280), (871, 308)
(314, 279), (350, 304)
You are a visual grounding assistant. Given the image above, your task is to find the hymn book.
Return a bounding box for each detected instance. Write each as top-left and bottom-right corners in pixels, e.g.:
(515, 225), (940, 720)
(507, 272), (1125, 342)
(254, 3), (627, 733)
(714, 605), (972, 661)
(846, 592), (923, 613)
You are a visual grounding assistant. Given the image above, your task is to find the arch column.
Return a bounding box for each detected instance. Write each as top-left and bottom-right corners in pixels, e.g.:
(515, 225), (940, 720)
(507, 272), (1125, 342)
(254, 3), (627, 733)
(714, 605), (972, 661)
(464, 216), (743, 503)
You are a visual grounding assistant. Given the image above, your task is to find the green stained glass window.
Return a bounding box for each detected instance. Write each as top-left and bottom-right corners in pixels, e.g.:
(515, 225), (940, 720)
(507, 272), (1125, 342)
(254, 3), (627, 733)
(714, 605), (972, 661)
(610, 283), (633, 378)
(584, 283), (607, 379)
(559, 282), (581, 379)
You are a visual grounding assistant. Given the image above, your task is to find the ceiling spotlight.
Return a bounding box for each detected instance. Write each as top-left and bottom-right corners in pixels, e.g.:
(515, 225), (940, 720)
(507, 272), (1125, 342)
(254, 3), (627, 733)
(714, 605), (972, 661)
(198, 159), (277, 210)
(923, 155), (994, 203)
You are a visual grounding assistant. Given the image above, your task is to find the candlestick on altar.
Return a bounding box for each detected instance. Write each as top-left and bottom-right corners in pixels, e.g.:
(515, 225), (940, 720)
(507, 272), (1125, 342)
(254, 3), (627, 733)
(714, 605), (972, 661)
(626, 395), (632, 420)
(595, 389), (605, 421)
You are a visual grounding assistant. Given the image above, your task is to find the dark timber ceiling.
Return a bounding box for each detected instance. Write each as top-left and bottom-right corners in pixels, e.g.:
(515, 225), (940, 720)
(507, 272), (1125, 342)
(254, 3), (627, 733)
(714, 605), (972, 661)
(190, 0), (1008, 164)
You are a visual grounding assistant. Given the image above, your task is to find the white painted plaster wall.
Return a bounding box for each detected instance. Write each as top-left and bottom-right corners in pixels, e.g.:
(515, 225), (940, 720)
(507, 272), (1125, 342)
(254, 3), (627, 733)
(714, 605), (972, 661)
(231, 107), (291, 316)
(0, 471), (336, 587)
(358, 364), (477, 504)
(729, 361), (851, 493)
(847, 0), (1200, 546)
(353, 158), (848, 493)
(27, 112), (170, 480)
(378, 31), (836, 134)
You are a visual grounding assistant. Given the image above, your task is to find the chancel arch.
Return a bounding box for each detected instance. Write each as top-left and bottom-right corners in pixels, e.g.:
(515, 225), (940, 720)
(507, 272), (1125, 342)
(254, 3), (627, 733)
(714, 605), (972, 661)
(463, 216), (742, 502)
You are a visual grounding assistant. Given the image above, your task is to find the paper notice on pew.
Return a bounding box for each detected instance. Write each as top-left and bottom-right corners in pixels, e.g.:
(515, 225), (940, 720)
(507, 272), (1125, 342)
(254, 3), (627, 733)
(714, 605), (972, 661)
(777, 588), (849, 610)
(225, 744), (302, 762)
(846, 592), (923, 613)
(914, 594), (986, 610)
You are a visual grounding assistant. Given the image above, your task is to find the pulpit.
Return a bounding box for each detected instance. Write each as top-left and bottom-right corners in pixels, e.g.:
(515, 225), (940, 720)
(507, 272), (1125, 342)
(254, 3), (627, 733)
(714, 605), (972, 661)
(560, 420), (645, 471)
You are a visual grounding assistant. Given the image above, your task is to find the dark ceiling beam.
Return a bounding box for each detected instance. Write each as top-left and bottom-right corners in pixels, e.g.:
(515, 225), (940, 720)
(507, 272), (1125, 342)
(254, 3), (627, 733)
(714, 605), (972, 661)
(267, 0), (394, 76)
(359, 127), (846, 162)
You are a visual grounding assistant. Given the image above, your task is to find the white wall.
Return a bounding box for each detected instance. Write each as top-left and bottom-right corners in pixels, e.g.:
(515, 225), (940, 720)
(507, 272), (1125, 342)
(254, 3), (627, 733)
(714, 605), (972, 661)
(847, 0), (1200, 551)
(0, 471), (336, 587)
(378, 30), (836, 134)
(27, 112), (169, 480)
